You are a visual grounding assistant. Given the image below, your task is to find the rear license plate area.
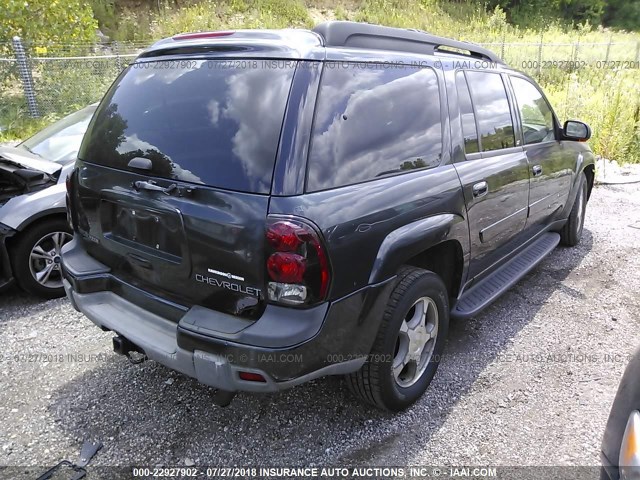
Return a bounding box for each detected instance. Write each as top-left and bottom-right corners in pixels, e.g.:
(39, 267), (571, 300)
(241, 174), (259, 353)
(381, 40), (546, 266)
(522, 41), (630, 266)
(100, 200), (182, 259)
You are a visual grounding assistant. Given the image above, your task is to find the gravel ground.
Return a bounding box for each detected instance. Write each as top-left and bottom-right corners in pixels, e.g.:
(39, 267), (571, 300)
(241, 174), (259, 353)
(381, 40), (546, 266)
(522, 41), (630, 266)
(0, 183), (639, 477)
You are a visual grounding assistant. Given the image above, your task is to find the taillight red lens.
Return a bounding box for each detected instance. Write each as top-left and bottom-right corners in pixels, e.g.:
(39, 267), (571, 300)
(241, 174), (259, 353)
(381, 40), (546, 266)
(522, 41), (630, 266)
(265, 217), (331, 306)
(267, 252), (306, 283)
(266, 221), (302, 252)
(238, 371), (266, 382)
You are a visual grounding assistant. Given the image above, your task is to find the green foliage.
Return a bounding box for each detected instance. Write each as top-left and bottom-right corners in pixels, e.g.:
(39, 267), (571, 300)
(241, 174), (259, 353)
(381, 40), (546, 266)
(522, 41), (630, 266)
(603, 0), (640, 31)
(544, 70), (640, 163)
(35, 62), (116, 114)
(486, 0), (606, 28)
(149, 0), (311, 38)
(90, 0), (119, 37)
(0, 0), (97, 45)
(334, 6), (349, 20)
(561, 0), (606, 25)
(2, 0), (639, 164)
(0, 95), (54, 142)
(112, 9), (155, 41)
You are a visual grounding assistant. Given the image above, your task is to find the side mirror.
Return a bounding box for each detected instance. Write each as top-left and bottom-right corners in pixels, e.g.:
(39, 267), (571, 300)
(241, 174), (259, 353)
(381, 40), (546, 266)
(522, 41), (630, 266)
(563, 120), (591, 142)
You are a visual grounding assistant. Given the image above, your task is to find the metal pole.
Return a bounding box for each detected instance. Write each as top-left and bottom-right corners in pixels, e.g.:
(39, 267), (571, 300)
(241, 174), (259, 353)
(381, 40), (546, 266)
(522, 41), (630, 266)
(636, 41), (640, 62)
(114, 41), (122, 72)
(12, 36), (39, 118)
(537, 31), (543, 78)
(605, 36), (612, 63)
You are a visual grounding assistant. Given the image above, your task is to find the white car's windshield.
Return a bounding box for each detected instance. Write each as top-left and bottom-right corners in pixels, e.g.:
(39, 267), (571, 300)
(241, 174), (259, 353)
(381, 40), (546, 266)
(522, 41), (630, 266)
(19, 105), (96, 164)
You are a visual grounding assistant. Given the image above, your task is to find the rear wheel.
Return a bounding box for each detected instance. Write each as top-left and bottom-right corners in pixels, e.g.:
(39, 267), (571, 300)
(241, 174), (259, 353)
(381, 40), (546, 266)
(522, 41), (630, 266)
(346, 267), (449, 411)
(560, 172), (588, 247)
(12, 218), (72, 299)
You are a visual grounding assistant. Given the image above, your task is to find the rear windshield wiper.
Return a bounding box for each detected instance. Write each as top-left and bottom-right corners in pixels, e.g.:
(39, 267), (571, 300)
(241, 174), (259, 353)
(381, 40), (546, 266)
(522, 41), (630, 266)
(133, 179), (176, 195)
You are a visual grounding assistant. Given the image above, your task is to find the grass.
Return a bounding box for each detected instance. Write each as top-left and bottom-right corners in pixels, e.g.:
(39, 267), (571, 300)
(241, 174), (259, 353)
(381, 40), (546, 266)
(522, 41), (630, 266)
(0, 97), (52, 142)
(1, 0), (639, 162)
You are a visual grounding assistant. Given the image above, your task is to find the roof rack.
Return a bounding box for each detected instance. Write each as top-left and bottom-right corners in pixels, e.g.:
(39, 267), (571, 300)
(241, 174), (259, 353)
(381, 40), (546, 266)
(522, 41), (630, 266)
(313, 21), (504, 64)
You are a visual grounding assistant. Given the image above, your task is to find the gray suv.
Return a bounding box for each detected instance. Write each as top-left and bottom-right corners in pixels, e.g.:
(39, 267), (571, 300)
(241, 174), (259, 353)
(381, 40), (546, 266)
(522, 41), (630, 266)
(62, 22), (595, 410)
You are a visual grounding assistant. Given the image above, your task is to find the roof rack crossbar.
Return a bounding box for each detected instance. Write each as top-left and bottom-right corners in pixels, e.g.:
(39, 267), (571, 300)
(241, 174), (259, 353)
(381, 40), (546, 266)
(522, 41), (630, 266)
(313, 21), (504, 64)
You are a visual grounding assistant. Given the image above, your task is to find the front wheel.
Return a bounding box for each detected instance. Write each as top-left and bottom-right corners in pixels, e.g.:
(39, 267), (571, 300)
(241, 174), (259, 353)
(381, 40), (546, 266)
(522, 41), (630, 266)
(11, 218), (73, 299)
(560, 172), (588, 247)
(346, 267), (449, 411)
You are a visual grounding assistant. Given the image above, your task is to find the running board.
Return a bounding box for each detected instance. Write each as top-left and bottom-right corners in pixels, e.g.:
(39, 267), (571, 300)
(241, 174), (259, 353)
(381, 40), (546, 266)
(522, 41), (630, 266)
(451, 232), (561, 320)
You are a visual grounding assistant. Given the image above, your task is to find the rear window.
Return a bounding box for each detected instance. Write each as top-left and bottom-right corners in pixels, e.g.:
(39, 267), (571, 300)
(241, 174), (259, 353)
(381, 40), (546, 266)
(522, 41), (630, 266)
(79, 59), (295, 193)
(307, 62), (442, 192)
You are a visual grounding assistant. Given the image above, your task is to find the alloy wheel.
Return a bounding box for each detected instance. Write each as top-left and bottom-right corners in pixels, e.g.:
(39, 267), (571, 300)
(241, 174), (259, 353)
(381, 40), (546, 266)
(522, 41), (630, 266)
(393, 296), (439, 388)
(29, 231), (72, 289)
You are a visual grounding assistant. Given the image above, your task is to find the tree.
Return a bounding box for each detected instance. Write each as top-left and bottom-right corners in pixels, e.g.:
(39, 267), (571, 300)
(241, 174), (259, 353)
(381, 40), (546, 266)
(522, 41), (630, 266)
(485, 0), (606, 28)
(603, 0), (640, 30)
(560, 0), (606, 25)
(0, 0), (97, 46)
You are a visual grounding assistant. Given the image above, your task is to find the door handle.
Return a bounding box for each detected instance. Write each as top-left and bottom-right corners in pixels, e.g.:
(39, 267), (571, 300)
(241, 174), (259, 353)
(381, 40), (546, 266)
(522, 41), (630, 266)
(532, 165), (543, 177)
(472, 181), (488, 198)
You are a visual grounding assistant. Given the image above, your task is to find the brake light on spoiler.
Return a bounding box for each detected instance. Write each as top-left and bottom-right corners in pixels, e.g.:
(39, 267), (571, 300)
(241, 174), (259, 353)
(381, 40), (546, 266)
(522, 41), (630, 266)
(172, 31), (235, 41)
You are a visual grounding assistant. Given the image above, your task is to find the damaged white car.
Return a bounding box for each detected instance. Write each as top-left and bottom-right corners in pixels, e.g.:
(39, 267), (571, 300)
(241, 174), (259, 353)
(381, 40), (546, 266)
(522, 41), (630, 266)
(0, 104), (96, 298)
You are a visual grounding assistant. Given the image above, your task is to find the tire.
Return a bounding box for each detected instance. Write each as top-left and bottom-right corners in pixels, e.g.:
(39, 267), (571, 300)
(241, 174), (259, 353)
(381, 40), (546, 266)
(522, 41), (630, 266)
(346, 266), (449, 411)
(560, 172), (588, 247)
(11, 217), (73, 299)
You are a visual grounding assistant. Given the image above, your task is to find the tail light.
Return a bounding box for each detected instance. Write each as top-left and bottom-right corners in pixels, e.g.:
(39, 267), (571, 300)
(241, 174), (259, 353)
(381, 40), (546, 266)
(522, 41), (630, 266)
(173, 31), (235, 41)
(265, 217), (331, 306)
(238, 371), (266, 383)
(65, 171), (73, 194)
(65, 170), (76, 230)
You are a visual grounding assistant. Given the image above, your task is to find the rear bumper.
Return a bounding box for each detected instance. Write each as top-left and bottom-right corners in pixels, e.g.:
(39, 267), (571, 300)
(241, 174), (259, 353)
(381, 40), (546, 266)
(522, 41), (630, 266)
(61, 238), (393, 392)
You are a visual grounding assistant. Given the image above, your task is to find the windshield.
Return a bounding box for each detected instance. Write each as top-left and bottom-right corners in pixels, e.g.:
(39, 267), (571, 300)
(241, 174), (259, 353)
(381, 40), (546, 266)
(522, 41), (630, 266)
(19, 105), (96, 164)
(78, 59), (295, 194)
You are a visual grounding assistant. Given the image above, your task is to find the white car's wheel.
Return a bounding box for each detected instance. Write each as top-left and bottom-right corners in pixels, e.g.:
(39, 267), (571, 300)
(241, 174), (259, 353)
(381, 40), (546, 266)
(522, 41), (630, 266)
(12, 217), (72, 299)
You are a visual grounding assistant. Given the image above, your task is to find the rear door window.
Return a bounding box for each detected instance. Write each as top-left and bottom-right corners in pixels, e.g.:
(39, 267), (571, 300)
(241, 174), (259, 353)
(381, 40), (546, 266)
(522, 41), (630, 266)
(455, 72), (480, 154)
(307, 62), (442, 192)
(79, 60), (295, 193)
(465, 71), (516, 152)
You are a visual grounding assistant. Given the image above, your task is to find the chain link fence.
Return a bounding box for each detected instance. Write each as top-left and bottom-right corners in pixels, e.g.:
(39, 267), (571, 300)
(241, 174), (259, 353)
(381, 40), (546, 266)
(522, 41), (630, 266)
(1, 36), (639, 158)
(0, 39), (146, 121)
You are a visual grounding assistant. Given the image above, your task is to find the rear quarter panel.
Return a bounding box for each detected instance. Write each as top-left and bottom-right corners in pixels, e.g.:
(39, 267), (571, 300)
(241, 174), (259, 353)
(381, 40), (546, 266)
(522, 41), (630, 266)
(268, 166), (468, 299)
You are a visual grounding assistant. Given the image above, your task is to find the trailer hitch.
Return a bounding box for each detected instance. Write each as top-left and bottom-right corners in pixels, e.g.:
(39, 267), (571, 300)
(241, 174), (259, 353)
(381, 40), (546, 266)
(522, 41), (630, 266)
(36, 440), (102, 480)
(112, 336), (235, 406)
(112, 335), (147, 364)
